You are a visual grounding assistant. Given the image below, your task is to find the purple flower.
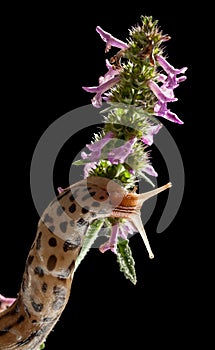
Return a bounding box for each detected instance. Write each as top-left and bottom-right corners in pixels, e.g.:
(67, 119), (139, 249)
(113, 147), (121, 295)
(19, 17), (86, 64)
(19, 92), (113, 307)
(148, 55), (187, 124)
(83, 162), (97, 178)
(148, 80), (177, 103)
(81, 134), (137, 175)
(0, 294), (16, 312)
(142, 164), (158, 177)
(157, 73), (168, 83)
(81, 132), (114, 163)
(81, 150), (100, 162)
(99, 59), (121, 85)
(57, 187), (64, 194)
(156, 55), (187, 89)
(157, 72), (187, 89)
(154, 101), (184, 124)
(96, 26), (128, 52)
(108, 137), (136, 164)
(83, 76), (120, 108)
(99, 224), (118, 254)
(99, 221), (136, 254)
(148, 79), (183, 125)
(129, 168), (135, 175)
(118, 221), (136, 239)
(86, 132), (114, 152)
(141, 124), (162, 145)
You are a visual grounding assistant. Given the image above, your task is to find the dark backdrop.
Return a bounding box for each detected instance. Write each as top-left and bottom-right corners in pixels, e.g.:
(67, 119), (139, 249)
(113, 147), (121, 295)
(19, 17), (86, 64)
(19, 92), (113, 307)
(1, 4), (200, 349)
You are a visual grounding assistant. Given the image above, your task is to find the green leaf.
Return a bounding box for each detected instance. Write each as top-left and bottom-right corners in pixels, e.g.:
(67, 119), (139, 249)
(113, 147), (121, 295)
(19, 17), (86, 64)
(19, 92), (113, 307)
(72, 159), (92, 166)
(75, 219), (105, 271)
(116, 239), (137, 284)
(38, 342), (45, 349)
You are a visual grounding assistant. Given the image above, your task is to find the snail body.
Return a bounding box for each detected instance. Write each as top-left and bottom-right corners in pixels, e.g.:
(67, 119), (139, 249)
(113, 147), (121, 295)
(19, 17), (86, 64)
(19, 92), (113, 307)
(0, 176), (171, 349)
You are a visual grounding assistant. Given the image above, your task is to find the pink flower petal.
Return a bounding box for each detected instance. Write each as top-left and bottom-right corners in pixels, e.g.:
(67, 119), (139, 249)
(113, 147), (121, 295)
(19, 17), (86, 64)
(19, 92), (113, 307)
(96, 26), (128, 51)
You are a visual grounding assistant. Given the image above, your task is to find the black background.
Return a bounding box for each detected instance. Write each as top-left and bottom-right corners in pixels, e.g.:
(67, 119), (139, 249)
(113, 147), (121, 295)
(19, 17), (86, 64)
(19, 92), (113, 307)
(1, 3), (201, 349)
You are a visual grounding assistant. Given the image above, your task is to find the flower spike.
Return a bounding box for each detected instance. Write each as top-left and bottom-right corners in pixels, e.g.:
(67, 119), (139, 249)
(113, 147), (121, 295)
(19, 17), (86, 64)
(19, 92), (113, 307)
(77, 16), (187, 283)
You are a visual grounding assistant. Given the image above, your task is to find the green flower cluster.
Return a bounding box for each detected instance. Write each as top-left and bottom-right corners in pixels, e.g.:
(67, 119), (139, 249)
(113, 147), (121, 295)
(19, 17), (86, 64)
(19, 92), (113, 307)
(108, 16), (168, 108)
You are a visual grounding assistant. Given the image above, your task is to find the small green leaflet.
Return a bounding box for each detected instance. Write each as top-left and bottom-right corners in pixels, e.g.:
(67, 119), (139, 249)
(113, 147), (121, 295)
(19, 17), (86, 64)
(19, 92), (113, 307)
(117, 239), (137, 285)
(72, 158), (91, 166)
(75, 219), (105, 271)
(39, 342), (45, 349)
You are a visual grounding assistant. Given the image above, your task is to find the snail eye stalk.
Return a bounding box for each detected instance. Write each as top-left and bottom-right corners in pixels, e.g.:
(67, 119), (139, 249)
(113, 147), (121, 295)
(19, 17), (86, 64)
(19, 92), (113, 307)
(115, 182), (172, 259)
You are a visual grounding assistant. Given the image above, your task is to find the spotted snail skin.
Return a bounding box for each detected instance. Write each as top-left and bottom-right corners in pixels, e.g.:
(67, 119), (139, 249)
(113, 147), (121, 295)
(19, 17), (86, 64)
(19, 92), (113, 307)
(0, 176), (171, 349)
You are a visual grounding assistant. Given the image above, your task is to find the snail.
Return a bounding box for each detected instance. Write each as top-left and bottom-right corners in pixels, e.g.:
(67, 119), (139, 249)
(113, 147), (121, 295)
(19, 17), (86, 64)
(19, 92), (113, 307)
(0, 176), (171, 349)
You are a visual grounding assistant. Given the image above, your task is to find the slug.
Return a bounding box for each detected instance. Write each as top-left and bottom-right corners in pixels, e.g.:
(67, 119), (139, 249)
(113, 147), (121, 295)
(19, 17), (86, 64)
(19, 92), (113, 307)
(0, 176), (171, 349)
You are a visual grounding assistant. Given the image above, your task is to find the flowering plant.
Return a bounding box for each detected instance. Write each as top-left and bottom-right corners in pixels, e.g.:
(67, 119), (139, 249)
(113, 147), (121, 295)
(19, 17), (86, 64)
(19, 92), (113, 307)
(74, 15), (187, 284)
